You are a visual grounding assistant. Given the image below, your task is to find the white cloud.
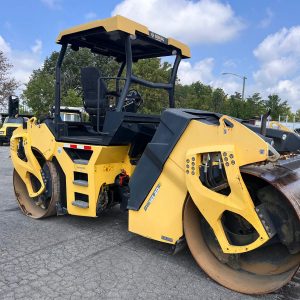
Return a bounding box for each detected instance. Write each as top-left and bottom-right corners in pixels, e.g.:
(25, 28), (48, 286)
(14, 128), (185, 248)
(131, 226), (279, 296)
(212, 77), (242, 96)
(0, 36), (11, 54)
(178, 58), (214, 84)
(31, 39), (42, 54)
(261, 78), (300, 109)
(253, 57), (297, 85)
(254, 27), (300, 63)
(253, 26), (300, 110)
(258, 8), (273, 29)
(85, 12), (97, 20)
(112, 0), (244, 44)
(177, 57), (243, 96)
(0, 36), (43, 87)
(223, 59), (237, 69)
(41, 0), (61, 10)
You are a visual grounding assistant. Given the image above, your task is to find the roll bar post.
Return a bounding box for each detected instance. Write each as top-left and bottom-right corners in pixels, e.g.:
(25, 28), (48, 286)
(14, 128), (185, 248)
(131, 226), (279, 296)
(116, 35), (133, 111)
(54, 43), (67, 134)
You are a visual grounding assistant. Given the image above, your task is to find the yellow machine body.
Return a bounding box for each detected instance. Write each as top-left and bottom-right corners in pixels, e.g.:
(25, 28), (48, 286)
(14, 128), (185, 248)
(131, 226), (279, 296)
(11, 118), (134, 217)
(268, 121), (292, 132)
(129, 116), (270, 253)
(0, 122), (21, 135)
(0, 122), (22, 143)
(12, 116), (271, 253)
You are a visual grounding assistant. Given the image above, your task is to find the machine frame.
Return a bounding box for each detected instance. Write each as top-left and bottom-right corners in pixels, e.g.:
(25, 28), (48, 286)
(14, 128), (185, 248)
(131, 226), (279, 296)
(10, 15), (300, 295)
(0, 96), (32, 145)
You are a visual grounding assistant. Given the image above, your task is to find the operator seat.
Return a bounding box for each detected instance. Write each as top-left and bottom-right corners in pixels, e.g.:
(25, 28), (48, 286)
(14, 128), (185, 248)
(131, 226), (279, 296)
(81, 67), (109, 117)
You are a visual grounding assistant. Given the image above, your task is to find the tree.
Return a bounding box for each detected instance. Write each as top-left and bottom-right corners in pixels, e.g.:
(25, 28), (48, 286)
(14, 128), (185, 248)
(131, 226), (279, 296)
(243, 93), (265, 119)
(224, 92), (244, 118)
(263, 94), (291, 120)
(0, 51), (19, 109)
(132, 58), (171, 113)
(23, 48), (174, 116)
(22, 71), (55, 116)
(22, 46), (296, 119)
(61, 88), (82, 107)
(23, 47), (119, 116)
(295, 109), (300, 122)
(211, 88), (226, 113)
(176, 81), (213, 110)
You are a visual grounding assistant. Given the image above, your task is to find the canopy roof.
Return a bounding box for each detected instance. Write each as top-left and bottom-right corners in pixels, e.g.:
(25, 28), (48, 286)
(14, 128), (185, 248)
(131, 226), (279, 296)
(56, 15), (191, 60)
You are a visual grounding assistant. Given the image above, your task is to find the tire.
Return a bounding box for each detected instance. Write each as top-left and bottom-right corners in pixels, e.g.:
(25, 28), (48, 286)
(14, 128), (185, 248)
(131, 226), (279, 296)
(13, 160), (60, 219)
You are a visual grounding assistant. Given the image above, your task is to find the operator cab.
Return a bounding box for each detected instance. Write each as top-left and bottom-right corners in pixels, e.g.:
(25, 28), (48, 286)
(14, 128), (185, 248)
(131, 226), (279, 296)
(52, 15), (190, 158)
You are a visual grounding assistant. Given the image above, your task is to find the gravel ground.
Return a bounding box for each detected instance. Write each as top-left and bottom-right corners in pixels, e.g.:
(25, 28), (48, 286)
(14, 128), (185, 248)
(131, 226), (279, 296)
(0, 145), (298, 299)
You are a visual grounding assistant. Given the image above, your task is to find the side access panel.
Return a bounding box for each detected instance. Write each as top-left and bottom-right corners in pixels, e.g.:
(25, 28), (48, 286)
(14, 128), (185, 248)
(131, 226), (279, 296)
(128, 109), (222, 244)
(129, 158), (187, 244)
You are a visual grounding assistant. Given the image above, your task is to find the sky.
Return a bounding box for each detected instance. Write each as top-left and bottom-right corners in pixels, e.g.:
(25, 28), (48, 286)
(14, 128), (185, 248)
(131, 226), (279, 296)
(1, 0), (300, 111)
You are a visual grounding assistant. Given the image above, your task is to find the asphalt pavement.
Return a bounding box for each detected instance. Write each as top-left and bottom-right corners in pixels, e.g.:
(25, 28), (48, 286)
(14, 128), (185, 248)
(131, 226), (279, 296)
(0, 146), (298, 299)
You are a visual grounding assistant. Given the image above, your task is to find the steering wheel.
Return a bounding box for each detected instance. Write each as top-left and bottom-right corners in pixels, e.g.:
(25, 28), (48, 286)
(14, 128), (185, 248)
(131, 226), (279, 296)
(123, 89), (143, 112)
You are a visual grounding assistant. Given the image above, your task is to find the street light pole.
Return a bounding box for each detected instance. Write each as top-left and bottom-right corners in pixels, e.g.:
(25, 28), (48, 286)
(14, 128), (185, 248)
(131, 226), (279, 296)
(242, 75), (246, 101)
(222, 72), (247, 100)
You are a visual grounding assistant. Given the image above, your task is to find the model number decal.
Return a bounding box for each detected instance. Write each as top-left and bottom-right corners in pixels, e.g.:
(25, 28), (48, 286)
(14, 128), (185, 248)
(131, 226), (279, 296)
(144, 183), (161, 211)
(149, 31), (168, 44)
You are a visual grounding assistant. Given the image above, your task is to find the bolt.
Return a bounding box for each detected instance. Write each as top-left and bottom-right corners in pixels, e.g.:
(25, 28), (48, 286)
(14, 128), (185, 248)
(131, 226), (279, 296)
(223, 152), (227, 156)
(186, 159), (190, 163)
(192, 162), (195, 166)
(231, 160), (235, 165)
(225, 162), (229, 167)
(229, 154), (234, 159)
(224, 157), (228, 161)
(192, 157), (195, 161)
(191, 171), (195, 175)
(186, 164), (190, 168)
(186, 170), (189, 174)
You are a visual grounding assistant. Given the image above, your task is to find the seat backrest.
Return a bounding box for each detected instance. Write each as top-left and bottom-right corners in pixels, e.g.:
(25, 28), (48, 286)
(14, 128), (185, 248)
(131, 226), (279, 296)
(81, 67), (108, 115)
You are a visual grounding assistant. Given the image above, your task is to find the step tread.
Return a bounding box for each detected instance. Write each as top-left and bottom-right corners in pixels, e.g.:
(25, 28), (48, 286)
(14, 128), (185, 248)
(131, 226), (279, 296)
(73, 159), (89, 165)
(72, 200), (89, 208)
(73, 180), (88, 187)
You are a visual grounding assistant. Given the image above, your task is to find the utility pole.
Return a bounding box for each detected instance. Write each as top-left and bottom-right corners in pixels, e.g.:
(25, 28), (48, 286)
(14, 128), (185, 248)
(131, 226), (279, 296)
(222, 72), (247, 100)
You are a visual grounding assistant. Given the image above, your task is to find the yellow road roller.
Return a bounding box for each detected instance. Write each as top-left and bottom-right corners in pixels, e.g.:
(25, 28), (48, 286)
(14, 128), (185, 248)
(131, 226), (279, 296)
(0, 96), (31, 146)
(0, 116), (23, 146)
(10, 15), (300, 294)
